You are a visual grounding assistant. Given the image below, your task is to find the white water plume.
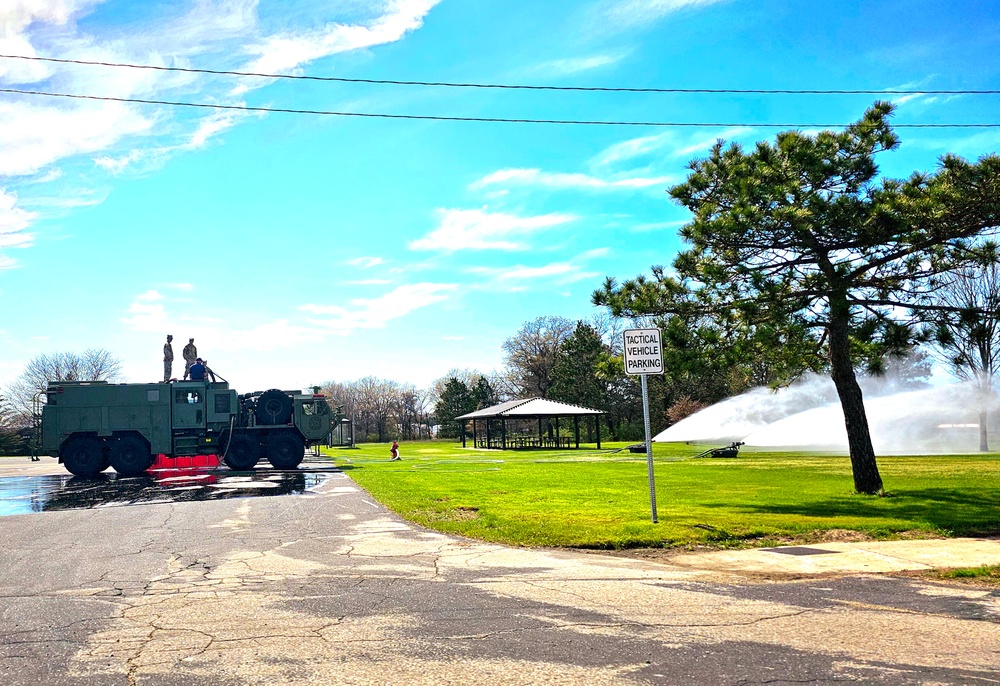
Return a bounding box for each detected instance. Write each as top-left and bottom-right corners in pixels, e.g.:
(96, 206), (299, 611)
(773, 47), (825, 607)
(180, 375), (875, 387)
(655, 374), (998, 454)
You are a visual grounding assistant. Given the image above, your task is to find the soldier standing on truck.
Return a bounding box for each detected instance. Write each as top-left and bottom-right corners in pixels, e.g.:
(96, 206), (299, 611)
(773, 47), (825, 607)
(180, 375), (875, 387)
(163, 335), (174, 382)
(182, 338), (198, 379)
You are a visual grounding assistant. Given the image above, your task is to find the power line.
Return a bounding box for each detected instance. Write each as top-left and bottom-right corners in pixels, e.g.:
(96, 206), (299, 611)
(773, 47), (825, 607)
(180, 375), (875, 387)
(1, 53), (997, 96)
(3, 88), (998, 128)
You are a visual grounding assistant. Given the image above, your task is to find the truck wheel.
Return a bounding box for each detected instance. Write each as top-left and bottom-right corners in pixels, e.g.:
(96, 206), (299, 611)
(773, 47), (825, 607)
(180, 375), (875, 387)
(109, 435), (153, 476)
(62, 436), (106, 477)
(266, 432), (304, 470)
(224, 434), (260, 471)
(255, 389), (293, 425)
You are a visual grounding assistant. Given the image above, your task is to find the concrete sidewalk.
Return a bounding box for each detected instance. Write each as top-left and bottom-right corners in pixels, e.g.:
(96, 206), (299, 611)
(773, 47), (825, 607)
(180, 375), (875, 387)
(664, 538), (1000, 577)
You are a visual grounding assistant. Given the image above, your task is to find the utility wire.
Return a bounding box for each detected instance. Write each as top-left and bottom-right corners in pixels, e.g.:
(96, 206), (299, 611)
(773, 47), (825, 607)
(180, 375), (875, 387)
(1, 53), (997, 95)
(3, 88), (998, 128)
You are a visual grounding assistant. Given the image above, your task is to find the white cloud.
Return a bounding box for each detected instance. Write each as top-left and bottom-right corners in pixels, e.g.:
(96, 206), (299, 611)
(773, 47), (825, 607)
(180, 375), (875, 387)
(885, 77), (941, 108)
(469, 262), (598, 284)
(0, 0), (440, 263)
(529, 53), (625, 76)
(301, 282), (456, 333)
(346, 279), (393, 285)
(0, 1), (104, 83)
(0, 188), (37, 267)
(670, 127), (753, 158)
(232, 0), (442, 95)
(592, 127), (754, 168)
(470, 168), (673, 192)
(25, 168), (63, 184)
(591, 132), (671, 167)
(409, 208), (577, 252)
(346, 256), (386, 268)
(187, 109), (245, 149)
(0, 99), (155, 177)
(597, 0), (729, 30)
(121, 295), (169, 332)
(465, 248), (608, 289)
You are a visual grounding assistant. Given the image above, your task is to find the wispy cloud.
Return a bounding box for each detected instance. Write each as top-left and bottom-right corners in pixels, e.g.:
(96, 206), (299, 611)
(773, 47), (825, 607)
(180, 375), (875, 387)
(592, 127), (754, 167)
(470, 168), (673, 192)
(883, 77), (957, 110)
(630, 219), (688, 232)
(0, 189), (37, 268)
(593, 0), (729, 32)
(527, 53), (626, 76)
(301, 282), (457, 333)
(346, 256), (387, 268)
(120, 289), (168, 331)
(468, 262), (599, 284)
(346, 279), (393, 285)
(410, 208), (577, 252)
(231, 0), (442, 95)
(464, 248), (608, 291)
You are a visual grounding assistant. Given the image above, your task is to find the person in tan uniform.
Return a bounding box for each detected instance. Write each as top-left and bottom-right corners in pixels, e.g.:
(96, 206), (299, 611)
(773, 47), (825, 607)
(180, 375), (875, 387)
(163, 335), (174, 382)
(182, 338), (198, 380)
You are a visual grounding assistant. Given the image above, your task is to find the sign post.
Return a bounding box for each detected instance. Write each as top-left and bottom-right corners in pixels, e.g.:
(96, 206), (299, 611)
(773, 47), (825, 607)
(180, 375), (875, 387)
(622, 328), (663, 523)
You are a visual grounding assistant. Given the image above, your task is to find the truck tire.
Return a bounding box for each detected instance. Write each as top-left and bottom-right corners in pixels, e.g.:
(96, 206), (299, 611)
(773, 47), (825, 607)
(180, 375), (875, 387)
(224, 434), (260, 471)
(61, 436), (106, 477)
(109, 435), (153, 476)
(255, 389), (293, 426)
(266, 432), (304, 470)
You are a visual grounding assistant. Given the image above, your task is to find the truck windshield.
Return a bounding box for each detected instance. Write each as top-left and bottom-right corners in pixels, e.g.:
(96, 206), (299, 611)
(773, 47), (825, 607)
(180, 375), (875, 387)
(175, 390), (203, 404)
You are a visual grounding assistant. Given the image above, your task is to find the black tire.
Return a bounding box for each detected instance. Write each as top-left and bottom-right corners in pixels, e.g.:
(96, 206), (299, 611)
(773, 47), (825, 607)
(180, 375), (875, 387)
(61, 436), (106, 477)
(266, 431), (304, 470)
(255, 389), (293, 425)
(224, 433), (260, 471)
(109, 435), (153, 476)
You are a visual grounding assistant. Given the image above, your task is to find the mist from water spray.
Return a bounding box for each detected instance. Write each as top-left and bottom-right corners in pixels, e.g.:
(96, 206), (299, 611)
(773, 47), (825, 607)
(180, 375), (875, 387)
(654, 373), (998, 454)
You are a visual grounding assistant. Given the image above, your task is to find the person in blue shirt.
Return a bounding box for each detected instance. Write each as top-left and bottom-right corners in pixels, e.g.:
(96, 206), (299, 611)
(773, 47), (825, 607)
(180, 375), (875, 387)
(189, 358), (213, 382)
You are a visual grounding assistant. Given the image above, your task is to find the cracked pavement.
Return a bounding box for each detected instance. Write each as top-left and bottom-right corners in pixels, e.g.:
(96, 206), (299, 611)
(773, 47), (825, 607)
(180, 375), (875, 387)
(0, 463), (997, 685)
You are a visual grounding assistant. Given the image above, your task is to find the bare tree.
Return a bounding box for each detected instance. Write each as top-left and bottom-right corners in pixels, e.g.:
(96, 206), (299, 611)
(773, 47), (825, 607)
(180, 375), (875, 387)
(397, 385), (437, 440)
(353, 377), (400, 443)
(8, 349), (124, 426)
(0, 389), (24, 454)
(502, 316), (575, 398)
(588, 311), (628, 355)
(930, 263), (1000, 451)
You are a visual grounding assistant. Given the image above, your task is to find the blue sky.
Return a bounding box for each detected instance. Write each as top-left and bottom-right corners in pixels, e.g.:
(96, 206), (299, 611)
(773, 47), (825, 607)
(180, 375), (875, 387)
(1, 0), (999, 393)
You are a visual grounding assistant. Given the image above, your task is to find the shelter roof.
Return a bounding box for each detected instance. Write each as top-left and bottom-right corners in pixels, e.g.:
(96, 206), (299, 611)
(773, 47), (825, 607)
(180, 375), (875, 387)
(456, 398), (603, 420)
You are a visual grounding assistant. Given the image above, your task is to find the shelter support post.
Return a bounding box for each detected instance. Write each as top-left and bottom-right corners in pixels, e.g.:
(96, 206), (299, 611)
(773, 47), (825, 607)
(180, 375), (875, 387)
(501, 418), (507, 450)
(555, 416), (560, 448)
(574, 416), (580, 449)
(486, 417), (491, 449)
(538, 417), (543, 446)
(463, 420), (468, 448)
(596, 417), (601, 450)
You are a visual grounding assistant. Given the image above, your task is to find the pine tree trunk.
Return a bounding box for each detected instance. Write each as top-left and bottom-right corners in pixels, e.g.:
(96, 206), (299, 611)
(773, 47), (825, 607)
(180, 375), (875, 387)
(828, 297), (884, 494)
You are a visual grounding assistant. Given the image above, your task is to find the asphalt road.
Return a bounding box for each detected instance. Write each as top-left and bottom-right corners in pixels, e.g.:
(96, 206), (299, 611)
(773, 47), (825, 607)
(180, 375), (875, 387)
(0, 460), (997, 685)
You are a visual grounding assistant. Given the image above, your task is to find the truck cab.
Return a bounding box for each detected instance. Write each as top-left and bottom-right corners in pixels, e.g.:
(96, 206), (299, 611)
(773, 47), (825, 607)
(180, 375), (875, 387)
(168, 382), (237, 455)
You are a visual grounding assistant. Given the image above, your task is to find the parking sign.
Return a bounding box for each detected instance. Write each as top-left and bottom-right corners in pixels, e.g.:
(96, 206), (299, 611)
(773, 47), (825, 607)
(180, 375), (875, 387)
(622, 328), (663, 375)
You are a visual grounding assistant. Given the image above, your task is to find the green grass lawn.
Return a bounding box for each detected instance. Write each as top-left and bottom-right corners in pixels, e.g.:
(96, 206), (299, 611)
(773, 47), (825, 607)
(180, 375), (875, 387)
(322, 441), (1000, 549)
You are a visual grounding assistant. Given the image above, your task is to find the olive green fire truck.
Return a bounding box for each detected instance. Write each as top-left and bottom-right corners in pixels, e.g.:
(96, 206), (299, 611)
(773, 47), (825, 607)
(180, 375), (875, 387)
(39, 381), (338, 477)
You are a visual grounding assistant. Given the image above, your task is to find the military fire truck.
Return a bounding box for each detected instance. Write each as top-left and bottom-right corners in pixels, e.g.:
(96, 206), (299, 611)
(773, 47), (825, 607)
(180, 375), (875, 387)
(39, 380), (338, 477)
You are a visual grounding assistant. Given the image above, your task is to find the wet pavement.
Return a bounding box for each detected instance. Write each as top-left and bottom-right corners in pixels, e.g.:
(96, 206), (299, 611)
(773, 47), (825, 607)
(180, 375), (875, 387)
(0, 458), (339, 516)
